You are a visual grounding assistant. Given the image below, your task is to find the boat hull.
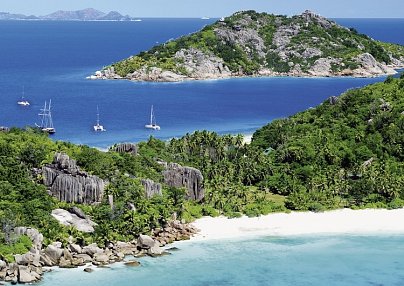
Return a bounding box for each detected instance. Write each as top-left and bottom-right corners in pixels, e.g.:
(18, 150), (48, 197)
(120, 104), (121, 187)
(17, 101), (30, 106)
(42, 127), (55, 134)
(145, 124), (160, 130)
(94, 124), (106, 132)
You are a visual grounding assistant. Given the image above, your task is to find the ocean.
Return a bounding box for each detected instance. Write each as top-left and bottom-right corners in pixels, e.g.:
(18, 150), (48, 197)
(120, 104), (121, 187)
(0, 18), (403, 148)
(42, 235), (404, 286)
(1, 18), (404, 285)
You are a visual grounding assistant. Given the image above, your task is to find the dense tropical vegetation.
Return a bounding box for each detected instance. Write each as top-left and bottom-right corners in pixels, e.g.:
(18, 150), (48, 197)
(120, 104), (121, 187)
(109, 10), (404, 77)
(1, 74), (404, 260)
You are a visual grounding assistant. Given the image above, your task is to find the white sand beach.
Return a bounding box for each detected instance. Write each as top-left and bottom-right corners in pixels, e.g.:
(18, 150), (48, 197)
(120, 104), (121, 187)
(190, 208), (404, 241)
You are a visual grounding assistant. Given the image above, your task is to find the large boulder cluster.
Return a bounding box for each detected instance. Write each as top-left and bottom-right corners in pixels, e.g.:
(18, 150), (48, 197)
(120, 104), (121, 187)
(0, 221), (197, 284)
(162, 162), (205, 201)
(41, 153), (105, 204)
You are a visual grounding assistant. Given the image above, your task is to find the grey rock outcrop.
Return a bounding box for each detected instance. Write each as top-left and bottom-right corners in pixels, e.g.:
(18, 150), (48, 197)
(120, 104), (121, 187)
(214, 24), (266, 59)
(69, 206), (87, 219)
(354, 53), (396, 76)
(42, 153), (105, 204)
(162, 163), (204, 201)
(308, 58), (340, 76)
(44, 244), (63, 265)
(141, 179), (162, 198)
(51, 209), (96, 233)
(17, 265), (40, 284)
(137, 235), (155, 249)
(0, 260), (6, 269)
(14, 252), (41, 267)
(174, 48), (232, 79)
(299, 10), (336, 29)
(110, 143), (138, 155)
(68, 244), (82, 254)
(129, 66), (187, 82)
(82, 243), (103, 256)
(13, 227), (43, 250)
(328, 96), (339, 105)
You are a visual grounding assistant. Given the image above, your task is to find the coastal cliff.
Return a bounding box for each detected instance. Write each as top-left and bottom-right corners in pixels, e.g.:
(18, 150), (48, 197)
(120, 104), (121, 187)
(91, 10), (404, 82)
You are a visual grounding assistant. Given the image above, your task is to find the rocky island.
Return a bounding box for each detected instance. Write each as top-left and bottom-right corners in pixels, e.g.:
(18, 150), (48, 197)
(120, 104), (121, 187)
(90, 10), (404, 82)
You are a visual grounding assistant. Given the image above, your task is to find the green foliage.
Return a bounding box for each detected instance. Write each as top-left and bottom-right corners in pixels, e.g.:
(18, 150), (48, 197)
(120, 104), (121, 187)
(0, 235), (32, 262)
(253, 77), (404, 210)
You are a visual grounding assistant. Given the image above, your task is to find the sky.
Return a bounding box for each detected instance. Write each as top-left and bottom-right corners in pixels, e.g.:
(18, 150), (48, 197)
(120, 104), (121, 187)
(1, 0), (404, 18)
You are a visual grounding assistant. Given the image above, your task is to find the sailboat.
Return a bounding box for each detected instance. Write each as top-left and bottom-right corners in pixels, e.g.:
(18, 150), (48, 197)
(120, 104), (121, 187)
(145, 105), (160, 130)
(36, 100), (55, 134)
(17, 86), (30, 106)
(93, 105), (106, 132)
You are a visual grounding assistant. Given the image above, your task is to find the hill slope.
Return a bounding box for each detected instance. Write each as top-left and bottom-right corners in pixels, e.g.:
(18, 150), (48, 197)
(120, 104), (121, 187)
(92, 10), (404, 82)
(251, 74), (404, 209)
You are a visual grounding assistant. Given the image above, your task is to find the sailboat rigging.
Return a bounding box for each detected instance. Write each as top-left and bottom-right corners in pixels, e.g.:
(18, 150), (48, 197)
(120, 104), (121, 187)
(17, 86), (30, 106)
(145, 105), (160, 130)
(35, 100), (55, 134)
(93, 105), (106, 132)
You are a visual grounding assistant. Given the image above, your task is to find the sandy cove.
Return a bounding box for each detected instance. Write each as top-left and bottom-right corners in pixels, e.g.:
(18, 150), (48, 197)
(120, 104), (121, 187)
(190, 208), (404, 241)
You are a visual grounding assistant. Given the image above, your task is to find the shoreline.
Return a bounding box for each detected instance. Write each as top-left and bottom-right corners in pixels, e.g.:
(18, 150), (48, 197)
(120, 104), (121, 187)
(189, 208), (404, 242)
(89, 66), (404, 83)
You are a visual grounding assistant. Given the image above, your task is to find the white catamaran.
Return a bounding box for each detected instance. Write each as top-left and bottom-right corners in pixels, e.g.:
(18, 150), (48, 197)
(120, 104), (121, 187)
(36, 100), (55, 134)
(17, 86), (30, 106)
(145, 105), (160, 130)
(94, 105), (106, 132)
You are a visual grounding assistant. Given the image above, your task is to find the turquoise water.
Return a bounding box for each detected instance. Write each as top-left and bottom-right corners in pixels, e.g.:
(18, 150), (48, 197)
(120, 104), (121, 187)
(41, 235), (404, 286)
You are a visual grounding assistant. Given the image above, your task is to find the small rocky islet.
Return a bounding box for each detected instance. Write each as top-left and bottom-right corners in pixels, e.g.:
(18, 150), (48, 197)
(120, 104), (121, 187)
(90, 10), (404, 82)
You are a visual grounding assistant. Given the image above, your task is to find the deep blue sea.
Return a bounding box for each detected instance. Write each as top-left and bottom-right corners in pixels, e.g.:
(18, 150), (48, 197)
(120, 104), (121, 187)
(1, 18), (404, 285)
(0, 18), (403, 148)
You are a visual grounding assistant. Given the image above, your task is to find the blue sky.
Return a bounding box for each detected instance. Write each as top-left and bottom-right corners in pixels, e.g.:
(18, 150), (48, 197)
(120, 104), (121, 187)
(2, 0), (404, 18)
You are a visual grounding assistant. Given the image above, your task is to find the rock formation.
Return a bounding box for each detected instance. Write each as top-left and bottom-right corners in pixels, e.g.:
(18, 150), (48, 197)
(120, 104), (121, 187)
(174, 48), (232, 79)
(110, 143), (138, 155)
(162, 163), (204, 201)
(0, 220), (198, 284)
(141, 179), (162, 198)
(13, 227), (43, 250)
(41, 153), (105, 204)
(51, 209), (97, 233)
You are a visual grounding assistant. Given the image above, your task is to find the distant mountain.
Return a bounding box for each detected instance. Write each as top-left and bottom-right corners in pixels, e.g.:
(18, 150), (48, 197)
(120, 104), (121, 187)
(41, 8), (105, 20)
(0, 8), (136, 21)
(0, 12), (38, 20)
(97, 11), (133, 21)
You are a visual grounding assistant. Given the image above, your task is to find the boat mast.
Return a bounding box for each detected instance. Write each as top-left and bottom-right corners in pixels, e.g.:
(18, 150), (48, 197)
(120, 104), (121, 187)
(150, 105), (154, 125)
(39, 101), (47, 128)
(96, 105), (100, 126)
(48, 99), (54, 129)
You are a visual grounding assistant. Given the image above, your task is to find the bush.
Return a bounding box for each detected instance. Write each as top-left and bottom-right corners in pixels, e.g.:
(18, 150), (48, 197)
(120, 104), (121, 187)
(0, 235), (32, 263)
(388, 198), (404, 209)
(202, 205), (219, 217)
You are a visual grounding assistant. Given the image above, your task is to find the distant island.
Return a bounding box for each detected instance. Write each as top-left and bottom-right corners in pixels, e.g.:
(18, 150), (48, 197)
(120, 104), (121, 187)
(0, 8), (136, 21)
(90, 10), (404, 81)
